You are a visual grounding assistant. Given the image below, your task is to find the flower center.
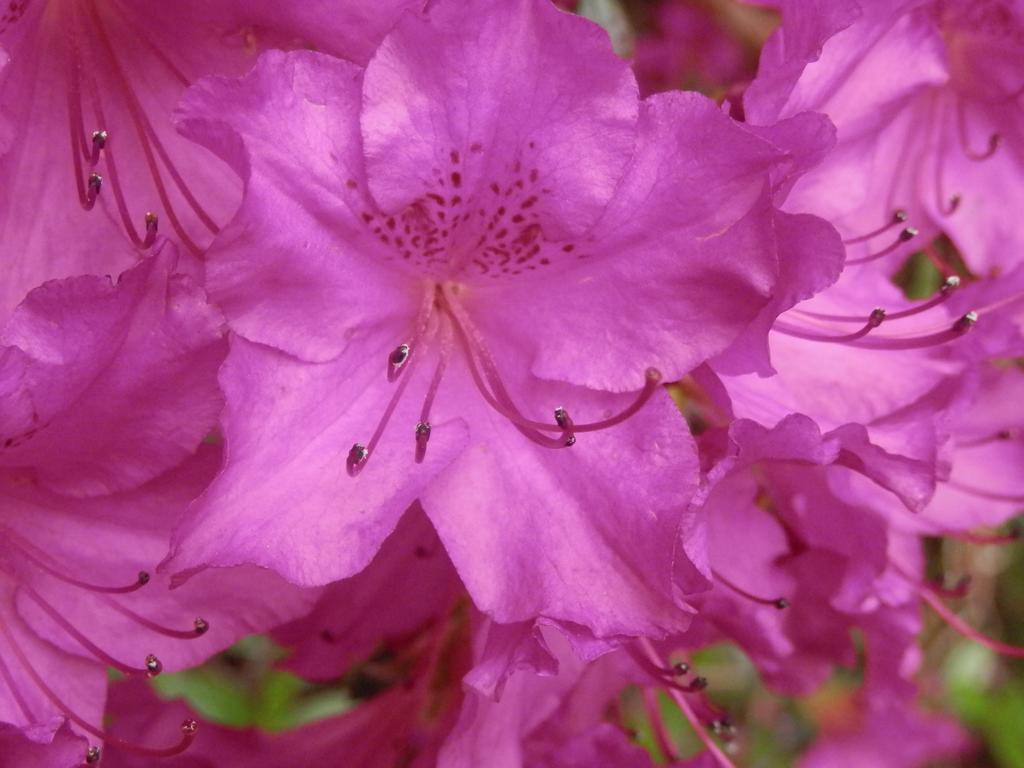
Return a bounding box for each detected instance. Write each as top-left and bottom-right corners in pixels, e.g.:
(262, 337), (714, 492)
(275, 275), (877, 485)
(352, 142), (594, 283)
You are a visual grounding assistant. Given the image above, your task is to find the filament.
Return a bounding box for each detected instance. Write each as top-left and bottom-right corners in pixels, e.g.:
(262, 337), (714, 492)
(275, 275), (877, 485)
(638, 638), (737, 768)
(712, 569), (789, 609)
(845, 227), (918, 265)
(441, 286), (659, 439)
(932, 94), (962, 217)
(642, 686), (680, 761)
(19, 586), (158, 677)
(956, 98), (1000, 161)
(921, 589), (1024, 658)
(103, 597), (210, 640)
(0, 621), (196, 758)
(415, 318), (453, 463)
(842, 210), (908, 245)
(5, 528), (150, 594)
(348, 333), (428, 475)
(82, 0), (216, 253)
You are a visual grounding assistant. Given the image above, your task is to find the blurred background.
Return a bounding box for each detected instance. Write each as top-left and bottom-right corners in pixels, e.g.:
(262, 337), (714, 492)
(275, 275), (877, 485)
(141, 2), (1024, 765)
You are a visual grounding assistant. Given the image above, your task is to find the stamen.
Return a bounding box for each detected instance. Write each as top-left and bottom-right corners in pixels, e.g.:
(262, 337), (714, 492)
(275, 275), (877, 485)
(90, 129), (107, 164)
(553, 369), (663, 434)
(822, 312), (978, 350)
(713, 569), (789, 609)
(62, 11), (93, 209)
(888, 276), (960, 318)
(87, 172), (102, 208)
(842, 209), (908, 245)
(144, 211), (158, 248)
(953, 310), (978, 332)
(845, 227), (918, 265)
(642, 686), (680, 761)
(773, 313), (884, 344)
(637, 639), (737, 768)
(387, 289), (436, 383)
(346, 443), (369, 476)
(0, 620), (195, 757)
(5, 528), (151, 594)
(921, 588), (1024, 658)
(956, 427), (1015, 448)
(387, 344), (411, 382)
(932, 101), (962, 217)
(554, 407), (576, 446)
(103, 597), (211, 640)
(83, 1), (219, 254)
(414, 318), (453, 463)
(441, 293), (577, 448)
(20, 586), (159, 677)
(414, 422), (432, 461)
(446, 291), (661, 443)
(145, 654), (163, 677)
(347, 328), (428, 477)
(86, 746), (101, 764)
(957, 99), (1001, 161)
(795, 278), (956, 326)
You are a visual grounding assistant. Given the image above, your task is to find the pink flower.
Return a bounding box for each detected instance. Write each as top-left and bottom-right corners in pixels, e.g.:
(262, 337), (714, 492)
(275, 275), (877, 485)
(0, 0), (420, 321)
(0, 721), (86, 768)
(632, 0), (766, 98)
(164, 0), (840, 643)
(0, 252), (315, 764)
(800, 700), (967, 768)
(744, 0), (1024, 274)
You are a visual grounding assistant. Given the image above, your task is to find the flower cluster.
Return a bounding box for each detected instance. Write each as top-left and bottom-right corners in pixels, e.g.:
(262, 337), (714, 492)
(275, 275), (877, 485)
(0, 0), (1021, 765)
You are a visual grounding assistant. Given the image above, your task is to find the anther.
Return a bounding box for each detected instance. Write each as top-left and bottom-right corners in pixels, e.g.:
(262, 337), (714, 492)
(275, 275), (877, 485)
(86, 746), (101, 764)
(954, 311), (978, 333)
(137, 571), (151, 586)
(414, 422), (432, 463)
(181, 719), (198, 735)
(346, 443), (369, 476)
(86, 172), (102, 208)
(672, 662), (690, 676)
(967, 133), (1002, 162)
(711, 717), (737, 739)
(774, 598), (790, 610)
(388, 344), (411, 382)
(143, 212), (159, 248)
(868, 308), (886, 328)
(193, 617), (209, 636)
(144, 654), (163, 677)
(90, 130), (107, 165)
(842, 209), (909, 245)
(945, 193), (962, 215)
(554, 407), (576, 446)
(686, 676), (708, 692)
(899, 226), (918, 242)
(941, 275), (961, 295)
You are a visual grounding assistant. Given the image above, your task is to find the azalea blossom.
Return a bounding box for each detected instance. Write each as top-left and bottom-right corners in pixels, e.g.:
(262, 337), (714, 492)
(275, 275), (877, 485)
(744, 0), (1024, 274)
(162, 0), (843, 649)
(0, 0), (419, 320)
(0, 251), (314, 764)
